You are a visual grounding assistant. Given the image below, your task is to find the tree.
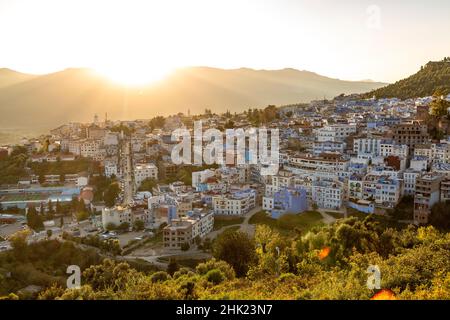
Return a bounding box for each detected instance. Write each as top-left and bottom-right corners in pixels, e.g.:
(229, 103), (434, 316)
(180, 242), (190, 251)
(213, 231), (257, 277)
(76, 211), (89, 222)
(196, 258), (235, 280)
(167, 258), (180, 276)
(148, 116), (166, 130)
(38, 174), (45, 185)
(224, 120), (235, 129)
(105, 223), (117, 231)
(150, 271), (169, 283)
(56, 200), (62, 214)
(205, 269), (225, 285)
(194, 235), (201, 247)
(47, 200), (54, 214)
(104, 183), (120, 207)
(133, 220), (145, 231)
(429, 201), (450, 231)
(26, 206), (44, 231)
(117, 222), (130, 232)
(202, 238), (212, 251)
(138, 178), (157, 192)
(60, 216), (64, 228)
(430, 96), (450, 117)
(9, 229), (31, 261)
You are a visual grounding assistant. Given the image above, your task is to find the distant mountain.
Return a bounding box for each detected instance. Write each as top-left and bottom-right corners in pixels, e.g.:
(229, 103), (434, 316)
(0, 66), (386, 128)
(0, 68), (36, 88)
(364, 58), (450, 99)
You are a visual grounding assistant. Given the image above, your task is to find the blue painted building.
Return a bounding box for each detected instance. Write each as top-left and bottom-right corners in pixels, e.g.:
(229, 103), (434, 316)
(263, 187), (308, 219)
(347, 199), (375, 214)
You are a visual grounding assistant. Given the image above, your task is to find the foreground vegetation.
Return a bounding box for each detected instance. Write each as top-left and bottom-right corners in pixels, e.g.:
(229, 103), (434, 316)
(249, 211), (324, 236)
(2, 214), (449, 300)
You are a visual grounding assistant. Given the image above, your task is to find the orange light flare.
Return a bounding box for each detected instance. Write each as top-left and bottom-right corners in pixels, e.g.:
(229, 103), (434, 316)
(318, 247), (331, 260)
(370, 289), (396, 300)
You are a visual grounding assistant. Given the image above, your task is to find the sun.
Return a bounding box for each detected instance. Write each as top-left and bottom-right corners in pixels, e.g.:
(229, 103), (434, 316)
(95, 63), (174, 87)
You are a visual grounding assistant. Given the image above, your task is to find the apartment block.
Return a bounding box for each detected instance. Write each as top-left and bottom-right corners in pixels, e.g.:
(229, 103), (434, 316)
(362, 174), (401, 208)
(380, 140), (409, 158)
(353, 137), (382, 156)
(134, 163), (158, 186)
(403, 169), (422, 196)
(314, 124), (357, 142)
(212, 189), (256, 215)
(414, 173), (443, 224)
(163, 211), (214, 249)
(392, 121), (429, 150)
(311, 179), (344, 210)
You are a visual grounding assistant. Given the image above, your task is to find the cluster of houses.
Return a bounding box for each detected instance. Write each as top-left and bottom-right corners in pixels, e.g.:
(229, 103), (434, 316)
(2, 93), (450, 249)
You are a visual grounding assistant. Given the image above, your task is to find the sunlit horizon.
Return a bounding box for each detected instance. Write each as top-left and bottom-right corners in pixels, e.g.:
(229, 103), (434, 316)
(1, 0), (449, 83)
(94, 65), (175, 86)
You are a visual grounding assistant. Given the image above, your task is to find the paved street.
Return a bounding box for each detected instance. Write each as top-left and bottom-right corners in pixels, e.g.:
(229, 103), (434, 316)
(0, 222), (24, 239)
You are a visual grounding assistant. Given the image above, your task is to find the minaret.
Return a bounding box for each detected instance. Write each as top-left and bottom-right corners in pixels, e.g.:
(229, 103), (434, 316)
(122, 138), (134, 206)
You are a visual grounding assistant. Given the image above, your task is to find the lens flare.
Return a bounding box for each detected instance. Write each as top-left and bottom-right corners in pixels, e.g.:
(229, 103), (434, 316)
(318, 247), (331, 260)
(370, 289), (396, 300)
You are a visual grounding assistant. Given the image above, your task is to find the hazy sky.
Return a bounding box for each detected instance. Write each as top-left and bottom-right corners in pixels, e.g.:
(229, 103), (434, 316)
(0, 0), (449, 83)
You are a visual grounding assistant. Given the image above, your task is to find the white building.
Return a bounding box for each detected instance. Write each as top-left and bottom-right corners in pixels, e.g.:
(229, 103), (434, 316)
(105, 162), (118, 178)
(212, 189), (256, 215)
(403, 169), (421, 196)
(314, 124), (356, 142)
(265, 170), (294, 197)
(312, 141), (345, 156)
(102, 206), (132, 228)
(362, 174), (401, 208)
(311, 179), (344, 210)
(68, 140), (81, 156)
(287, 154), (349, 174)
(134, 163), (158, 187)
(380, 140), (409, 158)
(410, 156), (428, 171)
(353, 137), (382, 156)
(101, 206), (150, 229)
(80, 140), (104, 161)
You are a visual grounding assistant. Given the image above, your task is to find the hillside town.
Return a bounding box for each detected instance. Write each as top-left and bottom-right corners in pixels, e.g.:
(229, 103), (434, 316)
(1, 92), (450, 261)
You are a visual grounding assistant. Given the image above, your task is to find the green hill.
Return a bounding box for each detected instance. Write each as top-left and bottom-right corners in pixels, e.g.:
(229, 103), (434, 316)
(364, 58), (450, 99)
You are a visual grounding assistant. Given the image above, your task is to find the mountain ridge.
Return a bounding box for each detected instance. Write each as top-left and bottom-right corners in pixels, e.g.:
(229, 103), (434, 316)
(0, 68), (37, 88)
(0, 66), (387, 128)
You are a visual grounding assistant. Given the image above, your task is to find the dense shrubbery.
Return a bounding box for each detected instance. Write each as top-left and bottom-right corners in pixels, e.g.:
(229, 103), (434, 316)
(62, 233), (122, 256)
(0, 236), (101, 297)
(1, 212), (450, 300)
(7, 215), (445, 300)
(0, 146), (28, 185)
